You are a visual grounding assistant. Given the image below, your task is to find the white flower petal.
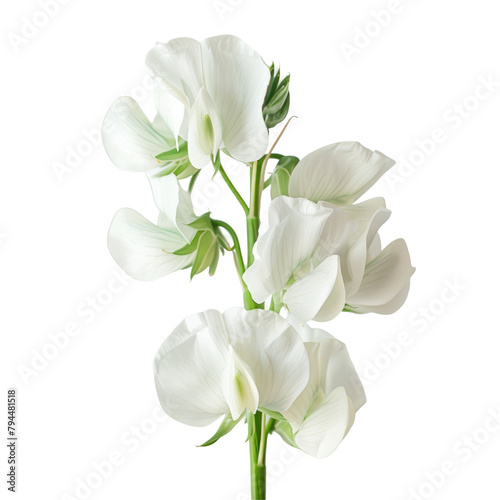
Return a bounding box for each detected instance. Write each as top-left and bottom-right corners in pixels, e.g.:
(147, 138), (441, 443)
(315, 338), (366, 411)
(108, 208), (192, 281)
(364, 280), (412, 315)
(285, 314), (332, 343)
(283, 335), (365, 427)
(187, 87), (223, 168)
(201, 35), (269, 162)
(367, 232), (382, 262)
(102, 97), (174, 172)
(348, 238), (415, 313)
(146, 37), (203, 108)
(289, 142), (395, 205)
(283, 255), (345, 322)
(154, 310), (230, 426)
(243, 197), (332, 303)
(222, 308), (309, 413)
(222, 346), (259, 420)
(151, 113), (176, 143)
(148, 174), (197, 242)
(294, 387), (351, 458)
(340, 198), (391, 295)
(313, 263), (347, 322)
(153, 77), (187, 148)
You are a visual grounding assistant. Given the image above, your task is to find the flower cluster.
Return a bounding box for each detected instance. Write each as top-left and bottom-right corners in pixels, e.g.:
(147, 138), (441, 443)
(103, 34), (414, 497)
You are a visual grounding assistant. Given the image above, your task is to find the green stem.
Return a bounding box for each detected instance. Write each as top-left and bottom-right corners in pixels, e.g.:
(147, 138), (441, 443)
(188, 169), (201, 193)
(244, 151), (285, 498)
(250, 411), (266, 500)
(211, 219), (245, 279)
(265, 418), (276, 436)
(244, 161), (264, 311)
(247, 161), (263, 266)
(219, 165), (249, 215)
(257, 413), (268, 466)
(269, 153), (284, 160)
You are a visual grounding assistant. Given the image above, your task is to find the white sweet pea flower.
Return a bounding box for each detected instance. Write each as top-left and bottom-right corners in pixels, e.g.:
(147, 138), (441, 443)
(107, 174), (197, 280)
(275, 319), (366, 458)
(313, 197), (415, 314)
(288, 141), (395, 205)
(242, 197), (340, 314)
(154, 308), (310, 426)
(243, 196), (409, 322)
(101, 96), (197, 179)
(146, 35), (270, 168)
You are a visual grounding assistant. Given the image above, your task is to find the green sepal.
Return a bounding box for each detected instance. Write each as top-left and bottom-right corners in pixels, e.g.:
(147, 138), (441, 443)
(274, 420), (299, 450)
(190, 230), (218, 279)
(198, 413), (244, 447)
(173, 213), (227, 278)
(343, 305), (363, 314)
(174, 213), (225, 278)
(217, 233), (234, 252)
(173, 214), (216, 257)
(259, 408), (287, 422)
(246, 411), (256, 442)
(208, 242), (220, 276)
(153, 139), (198, 180)
(212, 150), (222, 177)
(172, 232), (201, 256)
(155, 140), (189, 160)
(270, 155), (300, 199)
(215, 228), (231, 252)
(170, 159), (198, 180)
(187, 212), (213, 231)
(152, 158), (198, 180)
(271, 166), (290, 198)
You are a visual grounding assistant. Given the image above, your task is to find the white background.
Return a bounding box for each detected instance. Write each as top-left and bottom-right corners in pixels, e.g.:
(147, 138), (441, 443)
(2, 1), (499, 499)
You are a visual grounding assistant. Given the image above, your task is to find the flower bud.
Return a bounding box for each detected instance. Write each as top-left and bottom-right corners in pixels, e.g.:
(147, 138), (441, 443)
(263, 63), (291, 129)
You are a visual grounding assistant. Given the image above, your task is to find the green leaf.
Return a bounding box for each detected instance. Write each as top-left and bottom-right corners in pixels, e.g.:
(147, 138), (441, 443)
(198, 413), (243, 447)
(155, 140), (189, 160)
